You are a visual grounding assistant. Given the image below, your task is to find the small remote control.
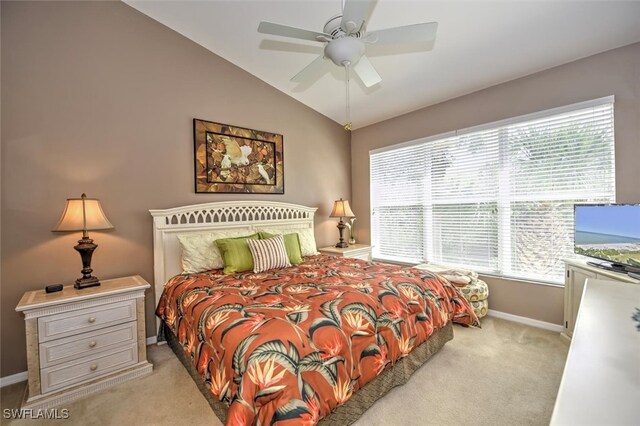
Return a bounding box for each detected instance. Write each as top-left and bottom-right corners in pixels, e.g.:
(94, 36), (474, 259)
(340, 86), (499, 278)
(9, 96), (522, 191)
(45, 284), (63, 293)
(629, 272), (640, 281)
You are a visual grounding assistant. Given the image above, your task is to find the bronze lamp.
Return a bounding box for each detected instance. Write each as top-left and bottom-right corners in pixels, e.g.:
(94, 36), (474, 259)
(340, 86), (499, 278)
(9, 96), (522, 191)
(330, 198), (355, 248)
(52, 193), (114, 289)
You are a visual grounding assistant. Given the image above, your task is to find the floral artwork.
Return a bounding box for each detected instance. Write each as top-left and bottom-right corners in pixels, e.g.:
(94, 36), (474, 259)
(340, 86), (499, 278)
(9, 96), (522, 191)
(156, 255), (479, 425)
(194, 119), (284, 193)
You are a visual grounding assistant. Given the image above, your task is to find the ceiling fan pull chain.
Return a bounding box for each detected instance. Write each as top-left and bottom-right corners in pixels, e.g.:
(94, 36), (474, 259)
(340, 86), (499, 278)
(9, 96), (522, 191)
(344, 61), (352, 131)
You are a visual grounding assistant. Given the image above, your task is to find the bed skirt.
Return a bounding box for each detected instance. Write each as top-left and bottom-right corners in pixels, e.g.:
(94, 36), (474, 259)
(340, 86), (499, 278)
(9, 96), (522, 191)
(164, 321), (453, 425)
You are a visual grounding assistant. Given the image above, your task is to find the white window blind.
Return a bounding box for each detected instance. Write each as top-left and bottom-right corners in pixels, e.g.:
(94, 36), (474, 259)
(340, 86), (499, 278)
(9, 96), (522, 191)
(370, 144), (427, 263)
(370, 98), (615, 284)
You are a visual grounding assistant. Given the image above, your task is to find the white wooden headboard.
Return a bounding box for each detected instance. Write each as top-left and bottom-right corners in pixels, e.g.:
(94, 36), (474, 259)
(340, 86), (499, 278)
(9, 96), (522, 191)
(149, 201), (317, 330)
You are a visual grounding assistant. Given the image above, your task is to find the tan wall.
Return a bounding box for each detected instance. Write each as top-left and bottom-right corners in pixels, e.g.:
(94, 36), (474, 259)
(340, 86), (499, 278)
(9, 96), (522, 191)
(0, 1), (351, 376)
(352, 42), (640, 325)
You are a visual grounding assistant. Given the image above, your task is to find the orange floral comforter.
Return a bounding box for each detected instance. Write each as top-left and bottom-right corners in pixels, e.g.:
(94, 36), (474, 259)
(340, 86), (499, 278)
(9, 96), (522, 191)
(156, 255), (479, 425)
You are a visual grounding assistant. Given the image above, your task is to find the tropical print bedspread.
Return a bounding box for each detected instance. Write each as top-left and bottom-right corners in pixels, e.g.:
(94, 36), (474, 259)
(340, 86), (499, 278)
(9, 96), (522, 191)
(156, 255), (479, 425)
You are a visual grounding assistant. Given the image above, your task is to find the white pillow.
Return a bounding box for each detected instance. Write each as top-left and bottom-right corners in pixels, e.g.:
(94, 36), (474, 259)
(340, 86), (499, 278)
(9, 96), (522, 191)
(258, 227), (319, 257)
(177, 230), (256, 274)
(247, 235), (291, 273)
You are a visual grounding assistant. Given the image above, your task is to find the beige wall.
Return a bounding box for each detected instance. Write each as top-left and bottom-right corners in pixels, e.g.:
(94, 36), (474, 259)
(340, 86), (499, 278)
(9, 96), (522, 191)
(0, 1), (351, 377)
(352, 42), (640, 325)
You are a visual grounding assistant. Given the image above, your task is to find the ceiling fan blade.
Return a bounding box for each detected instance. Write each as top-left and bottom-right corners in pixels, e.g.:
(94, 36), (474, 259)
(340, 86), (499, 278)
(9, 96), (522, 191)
(353, 55), (381, 88)
(341, 0), (377, 34)
(258, 21), (329, 42)
(259, 40), (323, 55)
(367, 22), (438, 45)
(291, 55), (330, 84)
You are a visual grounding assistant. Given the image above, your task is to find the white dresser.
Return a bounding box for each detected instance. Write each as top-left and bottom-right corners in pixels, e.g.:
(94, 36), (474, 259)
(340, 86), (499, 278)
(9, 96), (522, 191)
(551, 278), (640, 425)
(318, 244), (372, 261)
(15, 275), (153, 409)
(563, 258), (639, 339)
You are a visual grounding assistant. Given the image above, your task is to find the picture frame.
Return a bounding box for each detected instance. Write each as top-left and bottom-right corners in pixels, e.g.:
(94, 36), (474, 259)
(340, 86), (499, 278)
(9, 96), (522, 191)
(193, 119), (284, 194)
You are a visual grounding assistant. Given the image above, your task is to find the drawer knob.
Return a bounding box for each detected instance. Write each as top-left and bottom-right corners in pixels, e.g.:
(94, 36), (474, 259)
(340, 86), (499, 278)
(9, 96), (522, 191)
(90, 364), (98, 371)
(89, 341), (97, 348)
(88, 317), (96, 323)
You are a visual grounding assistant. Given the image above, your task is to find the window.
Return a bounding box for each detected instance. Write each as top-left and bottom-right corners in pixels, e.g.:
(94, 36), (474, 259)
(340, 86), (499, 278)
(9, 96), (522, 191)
(370, 97), (615, 284)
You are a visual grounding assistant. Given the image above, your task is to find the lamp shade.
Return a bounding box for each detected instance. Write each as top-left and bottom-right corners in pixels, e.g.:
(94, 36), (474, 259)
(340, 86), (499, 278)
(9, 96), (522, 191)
(330, 198), (355, 218)
(52, 194), (114, 232)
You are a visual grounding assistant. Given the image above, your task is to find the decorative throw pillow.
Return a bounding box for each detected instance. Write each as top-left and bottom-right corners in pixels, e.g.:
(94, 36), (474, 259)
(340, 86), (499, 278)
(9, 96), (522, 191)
(215, 234), (260, 275)
(247, 235), (292, 273)
(257, 227), (318, 257)
(177, 229), (258, 274)
(258, 231), (304, 265)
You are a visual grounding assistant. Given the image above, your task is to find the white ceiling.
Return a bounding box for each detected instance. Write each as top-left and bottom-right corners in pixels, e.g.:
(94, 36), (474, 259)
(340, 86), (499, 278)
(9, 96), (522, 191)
(124, 0), (640, 130)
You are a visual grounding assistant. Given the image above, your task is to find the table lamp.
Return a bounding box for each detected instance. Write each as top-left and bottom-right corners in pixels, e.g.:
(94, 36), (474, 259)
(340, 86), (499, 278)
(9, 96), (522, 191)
(330, 198), (355, 248)
(52, 193), (114, 289)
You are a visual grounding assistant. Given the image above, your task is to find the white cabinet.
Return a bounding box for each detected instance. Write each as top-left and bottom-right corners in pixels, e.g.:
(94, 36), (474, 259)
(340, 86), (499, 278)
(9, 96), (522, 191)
(16, 275), (153, 409)
(563, 259), (639, 339)
(551, 279), (640, 425)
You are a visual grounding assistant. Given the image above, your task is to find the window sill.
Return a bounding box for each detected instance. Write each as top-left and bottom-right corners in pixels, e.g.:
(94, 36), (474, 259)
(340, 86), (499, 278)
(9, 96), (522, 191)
(373, 257), (565, 288)
(372, 257), (420, 267)
(477, 273), (564, 289)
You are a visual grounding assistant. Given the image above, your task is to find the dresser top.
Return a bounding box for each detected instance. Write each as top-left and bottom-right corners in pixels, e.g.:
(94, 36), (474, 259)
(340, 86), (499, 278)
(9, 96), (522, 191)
(16, 275), (150, 312)
(550, 279), (640, 424)
(564, 258), (640, 284)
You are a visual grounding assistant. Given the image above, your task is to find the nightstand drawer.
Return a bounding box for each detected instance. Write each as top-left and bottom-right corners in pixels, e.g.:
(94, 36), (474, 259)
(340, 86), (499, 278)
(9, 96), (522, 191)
(40, 343), (138, 394)
(350, 252), (371, 261)
(40, 322), (137, 368)
(38, 300), (137, 343)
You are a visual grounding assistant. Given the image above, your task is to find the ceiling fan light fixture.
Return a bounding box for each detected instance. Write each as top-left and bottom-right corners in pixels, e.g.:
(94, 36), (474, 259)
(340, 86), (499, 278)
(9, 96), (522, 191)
(257, 0), (439, 129)
(324, 37), (365, 66)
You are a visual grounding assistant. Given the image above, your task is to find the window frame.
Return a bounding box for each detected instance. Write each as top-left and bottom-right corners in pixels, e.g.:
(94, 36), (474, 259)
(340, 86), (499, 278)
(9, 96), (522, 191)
(369, 96), (616, 286)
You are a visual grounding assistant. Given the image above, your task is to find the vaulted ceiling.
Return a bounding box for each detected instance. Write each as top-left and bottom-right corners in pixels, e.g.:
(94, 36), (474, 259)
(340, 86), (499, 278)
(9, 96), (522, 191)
(125, 1), (640, 130)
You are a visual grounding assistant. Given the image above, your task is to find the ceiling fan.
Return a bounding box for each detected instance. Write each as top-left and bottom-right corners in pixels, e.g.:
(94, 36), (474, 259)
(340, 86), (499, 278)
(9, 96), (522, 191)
(257, 0), (438, 90)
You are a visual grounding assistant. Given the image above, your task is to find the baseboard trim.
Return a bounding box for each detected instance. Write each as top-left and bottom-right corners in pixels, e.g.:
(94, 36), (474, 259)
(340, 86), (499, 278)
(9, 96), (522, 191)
(0, 371), (28, 388)
(487, 309), (563, 333)
(1, 336), (159, 388)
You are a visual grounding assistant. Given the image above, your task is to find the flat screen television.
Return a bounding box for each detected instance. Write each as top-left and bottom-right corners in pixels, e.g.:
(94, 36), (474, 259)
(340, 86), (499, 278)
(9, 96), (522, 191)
(574, 204), (640, 273)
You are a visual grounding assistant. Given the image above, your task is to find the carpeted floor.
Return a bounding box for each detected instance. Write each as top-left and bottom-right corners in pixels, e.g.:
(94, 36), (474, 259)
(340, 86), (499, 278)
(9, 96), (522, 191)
(1, 316), (568, 426)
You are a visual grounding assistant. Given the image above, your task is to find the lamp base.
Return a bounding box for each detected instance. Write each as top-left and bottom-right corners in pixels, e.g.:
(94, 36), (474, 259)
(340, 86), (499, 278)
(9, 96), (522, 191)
(335, 219), (349, 248)
(75, 276), (101, 289)
(73, 236), (101, 290)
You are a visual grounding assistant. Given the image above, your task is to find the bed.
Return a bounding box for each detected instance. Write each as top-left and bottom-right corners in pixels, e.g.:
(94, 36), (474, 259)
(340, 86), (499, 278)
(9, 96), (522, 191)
(150, 201), (478, 425)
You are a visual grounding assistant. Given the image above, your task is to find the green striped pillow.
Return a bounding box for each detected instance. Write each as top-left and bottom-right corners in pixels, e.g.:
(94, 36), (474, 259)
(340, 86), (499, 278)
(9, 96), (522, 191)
(258, 231), (304, 265)
(247, 235), (291, 273)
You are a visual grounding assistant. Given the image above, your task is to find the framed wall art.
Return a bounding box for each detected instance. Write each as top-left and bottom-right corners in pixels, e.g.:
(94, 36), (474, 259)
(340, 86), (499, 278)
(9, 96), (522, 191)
(193, 119), (284, 194)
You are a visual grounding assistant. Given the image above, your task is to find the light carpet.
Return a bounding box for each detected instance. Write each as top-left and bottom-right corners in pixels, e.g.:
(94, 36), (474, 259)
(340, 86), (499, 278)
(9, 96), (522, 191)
(1, 316), (568, 425)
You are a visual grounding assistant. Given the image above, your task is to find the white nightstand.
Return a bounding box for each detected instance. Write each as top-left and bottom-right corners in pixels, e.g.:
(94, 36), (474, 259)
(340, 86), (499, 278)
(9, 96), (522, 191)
(318, 244), (372, 261)
(15, 275), (153, 410)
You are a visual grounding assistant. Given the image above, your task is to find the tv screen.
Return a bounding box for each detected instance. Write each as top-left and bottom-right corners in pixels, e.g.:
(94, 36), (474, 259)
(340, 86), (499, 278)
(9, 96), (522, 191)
(574, 204), (640, 269)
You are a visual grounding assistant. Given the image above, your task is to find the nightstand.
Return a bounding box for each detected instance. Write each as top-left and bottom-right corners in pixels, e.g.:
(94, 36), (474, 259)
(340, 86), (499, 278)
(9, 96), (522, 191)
(318, 244), (372, 261)
(15, 275), (153, 410)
